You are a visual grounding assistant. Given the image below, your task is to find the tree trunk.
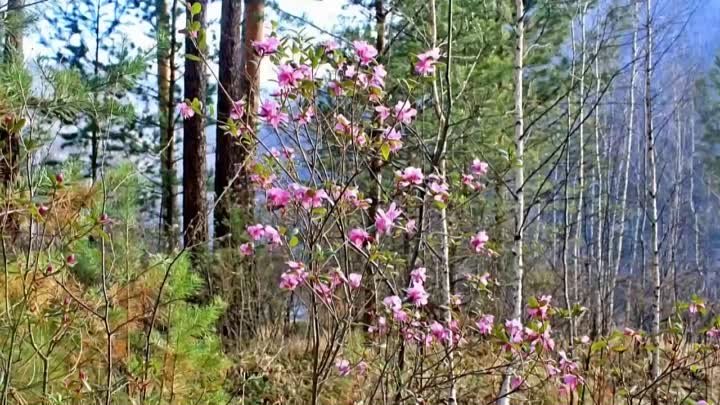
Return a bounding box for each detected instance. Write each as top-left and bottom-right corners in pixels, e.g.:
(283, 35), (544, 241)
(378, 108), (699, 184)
(591, 34), (603, 338)
(214, 0), (251, 243)
(610, 0), (638, 331)
(573, 2), (588, 307)
(157, 0), (178, 250)
(362, 0), (386, 331)
(3, 0), (24, 61)
(644, 0), (661, 392)
(498, 1), (524, 403)
(688, 99), (702, 292)
(183, 0), (209, 250)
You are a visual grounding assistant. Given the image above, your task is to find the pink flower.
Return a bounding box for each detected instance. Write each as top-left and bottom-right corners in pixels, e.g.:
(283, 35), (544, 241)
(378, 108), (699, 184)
(415, 47), (441, 76)
(282, 147), (296, 159)
(356, 361), (368, 375)
(277, 64), (304, 88)
(356, 72), (370, 89)
(296, 64), (312, 80)
(344, 64), (357, 79)
(329, 269), (347, 289)
(267, 147), (281, 159)
(429, 180), (449, 202)
(558, 350), (578, 372)
(394, 101), (417, 125)
(259, 99), (288, 128)
(375, 105), (391, 123)
(383, 295), (402, 312)
(349, 228), (371, 248)
(279, 272), (300, 290)
(230, 100), (245, 120)
(528, 295), (552, 320)
(707, 328), (720, 338)
(296, 187), (330, 209)
(252, 36), (280, 55)
(322, 39), (339, 53)
(353, 40), (378, 65)
(239, 243), (254, 257)
(505, 319), (524, 343)
(546, 363), (561, 377)
(396, 167), (424, 188)
(266, 187), (291, 209)
(470, 231), (489, 253)
(430, 321), (450, 343)
(348, 273), (362, 289)
(393, 309), (409, 323)
(410, 267), (427, 284)
(369, 316), (388, 335)
(511, 376), (524, 391)
(336, 358), (351, 376)
(328, 80), (344, 96)
(462, 174), (475, 188)
(479, 272), (491, 287)
(471, 159), (489, 176)
(247, 224), (266, 241)
(263, 225), (283, 245)
(178, 101), (195, 119)
(296, 107), (314, 125)
(375, 202), (402, 235)
(476, 314), (494, 335)
(66, 254), (77, 267)
(382, 127), (403, 152)
(334, 114), (353, 133)
(560, 374), (583, 394)
(580, 335), (590, 344)
(534, 326), (555, 352)
(405, 219), (417, 236)
(314, 282), (334, 304)
(371, 65), (387, 88)
(406, 283), (429, 307)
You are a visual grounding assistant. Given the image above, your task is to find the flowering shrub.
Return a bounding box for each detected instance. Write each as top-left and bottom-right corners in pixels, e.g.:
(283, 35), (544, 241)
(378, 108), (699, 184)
(173, 20), (720, 403)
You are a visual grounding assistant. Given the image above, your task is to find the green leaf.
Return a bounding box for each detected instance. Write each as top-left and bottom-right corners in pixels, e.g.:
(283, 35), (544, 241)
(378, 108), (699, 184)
(191, 2), (202, 16)
(380, 143), (390, 160)
(590, 340), (607, 354)
(186, 54), (202, 62)
(289, 235), (300, 248)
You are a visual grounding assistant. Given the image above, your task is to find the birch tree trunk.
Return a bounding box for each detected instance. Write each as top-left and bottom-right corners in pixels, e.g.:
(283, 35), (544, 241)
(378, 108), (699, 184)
(429, 1), (457, 403)
(591, 34), (603, 338)
(610, 0), (639, 331)
(688, 99), (703, 292)
(498, 0), (524, 403)
(573, 1), (588, 306)
(644, 0), (661, 391)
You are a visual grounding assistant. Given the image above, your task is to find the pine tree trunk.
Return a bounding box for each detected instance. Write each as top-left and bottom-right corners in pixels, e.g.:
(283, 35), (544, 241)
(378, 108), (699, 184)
(157, 0), (178, 250)
(214, 0), (248, 243)
(3, 0), (23, 61)
(183, 0), (209, 250)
